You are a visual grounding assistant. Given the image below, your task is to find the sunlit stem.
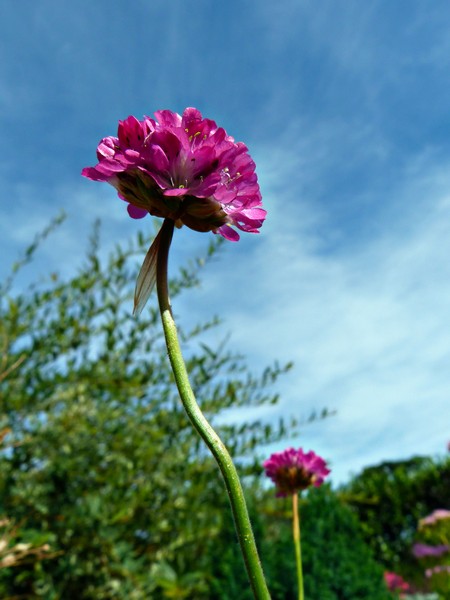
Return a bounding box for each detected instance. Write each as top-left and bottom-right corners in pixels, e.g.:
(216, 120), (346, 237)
(155, 218), (271, 600)
(292, 492), (304, 600)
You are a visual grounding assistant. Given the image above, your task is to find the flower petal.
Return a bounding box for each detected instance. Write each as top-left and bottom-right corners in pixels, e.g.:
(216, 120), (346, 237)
(127, 204), (148, 219)
(217, 224), (240, 241)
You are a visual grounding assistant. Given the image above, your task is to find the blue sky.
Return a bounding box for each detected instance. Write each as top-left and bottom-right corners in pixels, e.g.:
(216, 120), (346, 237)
(1, 0), (449, 484)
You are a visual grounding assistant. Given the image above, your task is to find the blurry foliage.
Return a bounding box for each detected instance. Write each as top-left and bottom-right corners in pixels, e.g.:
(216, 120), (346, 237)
(258, 484), (392, 600)
(0, 516), (56, 570)
(0, 217), (295, 598)
(341, 456), (450, 569)
(412, 509), (450, 599)
(1, 215), (429, 599)
(341, 454), (450, 598)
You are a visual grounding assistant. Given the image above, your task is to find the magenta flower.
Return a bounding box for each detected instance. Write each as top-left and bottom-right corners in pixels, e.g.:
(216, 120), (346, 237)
(82, 107), (265, 242)
(384, 571), (411, 593)
(419, 509), (450, 528)
(263, 447), (330, 497)
(425, 564), (450, 577)
(412, 543), (450, 558)
(82, 108), (265, 313)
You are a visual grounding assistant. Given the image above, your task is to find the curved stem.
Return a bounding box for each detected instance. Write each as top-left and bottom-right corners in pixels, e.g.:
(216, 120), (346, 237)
(292, 493), (304, 600)
(156, 219), (271, 600)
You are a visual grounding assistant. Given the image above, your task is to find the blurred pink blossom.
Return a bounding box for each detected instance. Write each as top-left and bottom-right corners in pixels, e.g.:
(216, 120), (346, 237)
(263, 447), (330, 497)
(425, 564), (450, 577)
(384, 571), (412, 593)
(419, 509), (450, 528)
(412, 542), (450, 558)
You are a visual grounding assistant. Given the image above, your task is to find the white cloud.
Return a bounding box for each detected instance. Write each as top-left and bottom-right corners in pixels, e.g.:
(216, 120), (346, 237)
(178, 143), (450, 484)
(1, 0), (449, 487)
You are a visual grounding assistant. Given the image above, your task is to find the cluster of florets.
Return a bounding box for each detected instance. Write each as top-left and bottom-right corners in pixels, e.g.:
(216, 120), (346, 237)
(82, 107), (266, 242)
(263, 447), (330, 497)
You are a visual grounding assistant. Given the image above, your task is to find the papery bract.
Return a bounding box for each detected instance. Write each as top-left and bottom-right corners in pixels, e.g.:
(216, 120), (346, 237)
(263, 447), (330, 497)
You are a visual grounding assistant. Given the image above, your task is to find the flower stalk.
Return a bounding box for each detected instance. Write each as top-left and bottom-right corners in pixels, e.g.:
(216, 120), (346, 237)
(292, 492), (304, 600)
(263, 447), (330, 600)
(156, 218), (271, 600)
(82, 107), (269, 596)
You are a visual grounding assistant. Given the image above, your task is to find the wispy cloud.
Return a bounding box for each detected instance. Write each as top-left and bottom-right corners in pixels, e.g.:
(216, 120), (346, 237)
(180, 136), (450, 483)
(1, 0), (449, 485)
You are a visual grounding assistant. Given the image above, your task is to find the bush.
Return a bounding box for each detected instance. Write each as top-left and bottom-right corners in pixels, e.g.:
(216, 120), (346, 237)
(0, 220), (293, 598)
(260, 484), (392, 600)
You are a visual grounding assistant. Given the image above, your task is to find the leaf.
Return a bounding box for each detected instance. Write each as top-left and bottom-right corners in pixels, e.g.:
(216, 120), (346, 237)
(133, 226), (163, 316)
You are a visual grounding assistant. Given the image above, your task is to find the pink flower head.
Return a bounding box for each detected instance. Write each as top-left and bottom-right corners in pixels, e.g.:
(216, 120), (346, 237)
(419, 509), (450, 528)
(82, 107), (265, 242)
(425, 564), (450, 578)
(384, 571), (412, 593)
(263, 447), (330, 497)
(82, 108), (266, 313)
(412, 543), (450, 558)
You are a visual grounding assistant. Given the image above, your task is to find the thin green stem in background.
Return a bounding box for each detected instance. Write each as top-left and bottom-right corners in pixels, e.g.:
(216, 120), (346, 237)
(155, 218), (271, 600)
(292, 492), (304, 600)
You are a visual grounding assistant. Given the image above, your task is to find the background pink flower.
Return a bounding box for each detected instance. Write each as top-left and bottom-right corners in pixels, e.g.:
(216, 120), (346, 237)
(384, 571), (412, 593)
(412, 542), (450, 558)
(419, 509), (450, 528)
(263, 447), (330, 496)
(82, 107), (266, 242)
(425, 564), (450, 577)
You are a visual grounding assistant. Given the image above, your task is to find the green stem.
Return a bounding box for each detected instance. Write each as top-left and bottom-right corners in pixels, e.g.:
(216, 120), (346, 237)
(292, 492), (304, 600)
(155, 219), (271, 600)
